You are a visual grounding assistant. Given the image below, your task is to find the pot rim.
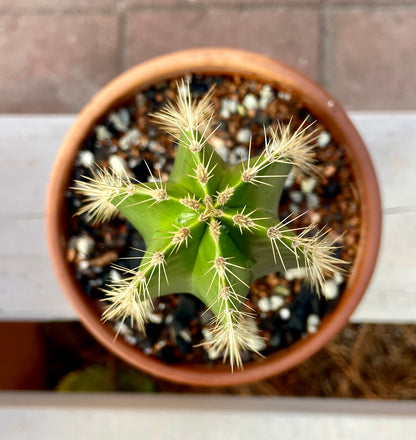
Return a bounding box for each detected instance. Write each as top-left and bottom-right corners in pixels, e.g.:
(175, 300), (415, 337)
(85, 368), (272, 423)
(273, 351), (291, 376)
(46, 48), (382, 387)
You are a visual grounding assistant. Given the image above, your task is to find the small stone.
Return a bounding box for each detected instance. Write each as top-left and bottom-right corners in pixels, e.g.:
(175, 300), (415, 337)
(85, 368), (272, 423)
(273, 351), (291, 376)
(147, 312), (163, 324)
(285, 267), (307, 281)
(270, 295), (285, 311)
(233, 146), (248, 162)
(124, 334), (138, 345)
(148, 140), (165, 153)
(301, 177), (317, 194)
(113, 321), (131, 337)
(259, 84), (275, 109)
(307, 314), (320, 334)
(290, 190), (303, 204)
(278, 90), (292, 101)
(153, 156), (167, 171)
(78, 260), (90, 271)
(109, 154), (128, 175)
(242, 93), (259, 112)
(119, 128), (140, 151)
(220, 98), (238, 118)
(117, 108), (131, 129)
(317, 131), (331, 148)
(237, 104), (246, 116)
(322, 279), (339, 300)
(273, 285), (291, 297)
(108, 111), (128, 133)
(306, 193), (320, 209)
(75, 235), (95, 257)
(258, 297), (271, 313)
(211, 137), (229, 162)
(95, 125), (112, 141)
(288, 203), (300, 216)
(284, 170), (296, 188)
(333, 272), (344, 286)
(279, 307), (291, 320)
(109, 269), (122, 282)
(323, 164), (337, 178)
(201, 327), (213, 342)
(88, 251), (118, 268)
(236, 127), (251, 144)
(78, 150), (94, 168)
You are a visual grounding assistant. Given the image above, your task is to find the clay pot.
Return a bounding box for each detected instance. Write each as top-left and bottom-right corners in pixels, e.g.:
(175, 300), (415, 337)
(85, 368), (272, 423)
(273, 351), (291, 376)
(46, 48), (381, 386)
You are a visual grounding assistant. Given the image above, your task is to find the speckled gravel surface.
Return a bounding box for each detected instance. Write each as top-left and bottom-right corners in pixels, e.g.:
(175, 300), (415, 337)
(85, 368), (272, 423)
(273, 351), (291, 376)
(65, 74), (361, 367)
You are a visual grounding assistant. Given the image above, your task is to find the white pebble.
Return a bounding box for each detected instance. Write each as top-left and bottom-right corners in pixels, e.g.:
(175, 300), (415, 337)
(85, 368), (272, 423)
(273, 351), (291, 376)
(78, 260), (90, 271)
(113, 321), (131, 336)
(148, 140), (165, 153)
(75, 235), (95, 256)
(117, 108), (130, 128)
(95, 125), (112, 141)
(119, 128), (140, 151)
(333, 271), (344, 286)
(128, 158), (140, 168)
(317, 130), (331, 148)
(220, 98), (238, 119)
(270, 295), (285, 311)
(147, 312), (163, 324)
(211, 139), (229, 162)
(125, 334), (138, 345)
(290, 190), (303, 204)
(284, 170), (296, 188)
(201, 327), (213, 342)
(301, 177), (317, 194)
(307, 314), (321, 328)
(289, 203), (300, 216)
(258, 297), (271, 313)
(109, 112), (128, 132)
(109, 269), (122, 282)
(307, 314), (321, 334)
(78, 150), (94, 168)
(306, 193), (320, 209)
(245, 318), (266, 351)
(285, 267), (307, 281)
(278, 90), (292, 101)
(259, 84), (275, 109)
(242, 93), (259, 111)
(109, 154), (128, 175)
(178, 329), (192, 343)
(236, 127), (251, 144)
(232, 146), (248, 162)
(322, 279), (339, 300)
(279, 307), (291, 320)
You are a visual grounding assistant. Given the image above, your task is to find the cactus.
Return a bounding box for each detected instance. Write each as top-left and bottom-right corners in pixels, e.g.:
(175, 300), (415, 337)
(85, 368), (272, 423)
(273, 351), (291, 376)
(75, 81), (345, 370)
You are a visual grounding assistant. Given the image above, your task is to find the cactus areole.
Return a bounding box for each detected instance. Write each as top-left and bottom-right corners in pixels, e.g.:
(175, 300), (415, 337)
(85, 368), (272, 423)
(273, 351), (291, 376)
(75, 81), (346, 370)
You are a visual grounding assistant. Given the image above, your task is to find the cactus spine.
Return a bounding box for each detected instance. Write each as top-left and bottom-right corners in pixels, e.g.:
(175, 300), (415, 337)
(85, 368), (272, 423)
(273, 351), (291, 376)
(75, 81), (345, 370)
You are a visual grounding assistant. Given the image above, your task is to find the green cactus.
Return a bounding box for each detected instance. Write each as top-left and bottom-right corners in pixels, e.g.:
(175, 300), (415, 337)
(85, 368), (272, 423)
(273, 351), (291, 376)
(75, 81), (345, 369)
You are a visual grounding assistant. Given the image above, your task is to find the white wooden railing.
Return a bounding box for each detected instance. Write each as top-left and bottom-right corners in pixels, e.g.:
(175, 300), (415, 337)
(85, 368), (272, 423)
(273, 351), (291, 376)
(0, 113), (415, 438)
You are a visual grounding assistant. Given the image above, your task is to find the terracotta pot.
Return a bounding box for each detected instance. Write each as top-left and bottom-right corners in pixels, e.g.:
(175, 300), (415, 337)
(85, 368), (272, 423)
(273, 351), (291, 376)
(46, 48), (381, 387)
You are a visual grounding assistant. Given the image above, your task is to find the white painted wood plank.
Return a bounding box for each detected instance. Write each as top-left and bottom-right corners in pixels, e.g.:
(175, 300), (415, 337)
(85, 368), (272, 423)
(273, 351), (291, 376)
(0, 114), (415, 322)
(0, 394), (415, 440)
(350, 112), (416, 212)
